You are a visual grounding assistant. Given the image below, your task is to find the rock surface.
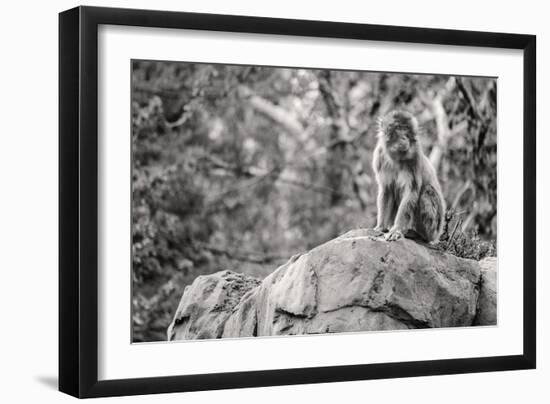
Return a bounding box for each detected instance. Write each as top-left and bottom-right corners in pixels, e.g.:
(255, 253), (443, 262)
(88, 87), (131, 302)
(474, 257), (497, 326)
(168, 229), (497, 340)
(167, 270), (261, 341)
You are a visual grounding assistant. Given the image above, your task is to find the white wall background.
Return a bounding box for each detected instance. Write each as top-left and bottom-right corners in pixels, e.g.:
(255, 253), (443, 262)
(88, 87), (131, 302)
(0, 0), (546, 402)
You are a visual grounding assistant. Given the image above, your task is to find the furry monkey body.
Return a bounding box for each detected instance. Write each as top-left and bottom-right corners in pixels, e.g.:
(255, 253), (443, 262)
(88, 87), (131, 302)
(373, 110), (445, 242)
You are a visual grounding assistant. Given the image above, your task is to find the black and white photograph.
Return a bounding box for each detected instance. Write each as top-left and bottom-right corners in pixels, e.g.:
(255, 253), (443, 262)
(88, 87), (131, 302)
(131, 60), (498, 343)
(1, 0), (545, 401)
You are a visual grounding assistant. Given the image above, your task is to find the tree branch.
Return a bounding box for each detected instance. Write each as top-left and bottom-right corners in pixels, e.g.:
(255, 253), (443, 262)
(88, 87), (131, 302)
(456, 78), (484, 122)
(202, 154), (356, 200)
(318, 71), (368, 207)
(317, 71), (353, 143)
(238, 85), (305, 138)
(427, 77), (457, 172)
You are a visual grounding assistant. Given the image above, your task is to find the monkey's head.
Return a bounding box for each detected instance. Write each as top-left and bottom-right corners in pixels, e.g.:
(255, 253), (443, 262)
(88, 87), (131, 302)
(377, 110), (419, 161)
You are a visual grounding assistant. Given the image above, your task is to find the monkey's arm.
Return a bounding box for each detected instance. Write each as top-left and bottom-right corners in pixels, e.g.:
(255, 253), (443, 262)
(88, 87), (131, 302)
(386, 187), (418, 241)
(373, 146), (393, 233)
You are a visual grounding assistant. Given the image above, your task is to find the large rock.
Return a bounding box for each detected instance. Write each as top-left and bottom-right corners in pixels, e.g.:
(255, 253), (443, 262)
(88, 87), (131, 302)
(167, 270), (261, 341)
(474, 257), (497, 326)
(168, 229), (494, 340)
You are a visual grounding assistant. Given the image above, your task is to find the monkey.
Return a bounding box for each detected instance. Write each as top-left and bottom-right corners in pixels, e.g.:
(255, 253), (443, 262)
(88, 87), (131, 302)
(372, 110), (445, 243)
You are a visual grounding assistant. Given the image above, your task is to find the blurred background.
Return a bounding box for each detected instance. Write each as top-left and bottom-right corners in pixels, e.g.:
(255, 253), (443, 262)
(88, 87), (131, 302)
(131, 60), (497, 342)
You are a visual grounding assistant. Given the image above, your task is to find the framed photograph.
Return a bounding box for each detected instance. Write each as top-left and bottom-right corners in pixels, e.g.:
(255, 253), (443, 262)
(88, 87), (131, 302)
(59, 6), (536, 398)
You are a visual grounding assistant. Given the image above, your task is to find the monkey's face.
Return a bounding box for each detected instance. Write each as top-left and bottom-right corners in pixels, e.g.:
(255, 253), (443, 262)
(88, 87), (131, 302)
(385, 128), (416, 160)
(379, 111), (419, 161)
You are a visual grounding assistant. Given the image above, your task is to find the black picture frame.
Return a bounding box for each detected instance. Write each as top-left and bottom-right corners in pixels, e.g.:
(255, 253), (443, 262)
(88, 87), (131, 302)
(59, 5), (536, 398)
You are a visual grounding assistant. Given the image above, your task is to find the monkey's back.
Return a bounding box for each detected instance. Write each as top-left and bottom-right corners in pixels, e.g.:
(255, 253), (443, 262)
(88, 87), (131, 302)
(415, 155), (445, 242)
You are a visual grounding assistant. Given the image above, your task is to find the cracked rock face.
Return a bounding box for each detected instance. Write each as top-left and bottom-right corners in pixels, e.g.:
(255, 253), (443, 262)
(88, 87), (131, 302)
(168, 229), (496, 340)
(167, 270), (261, 341)
(474, 257), (497, 326)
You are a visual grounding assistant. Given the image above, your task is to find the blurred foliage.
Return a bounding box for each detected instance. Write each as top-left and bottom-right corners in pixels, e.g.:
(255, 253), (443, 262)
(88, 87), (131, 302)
(131, 60), (497, 342)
